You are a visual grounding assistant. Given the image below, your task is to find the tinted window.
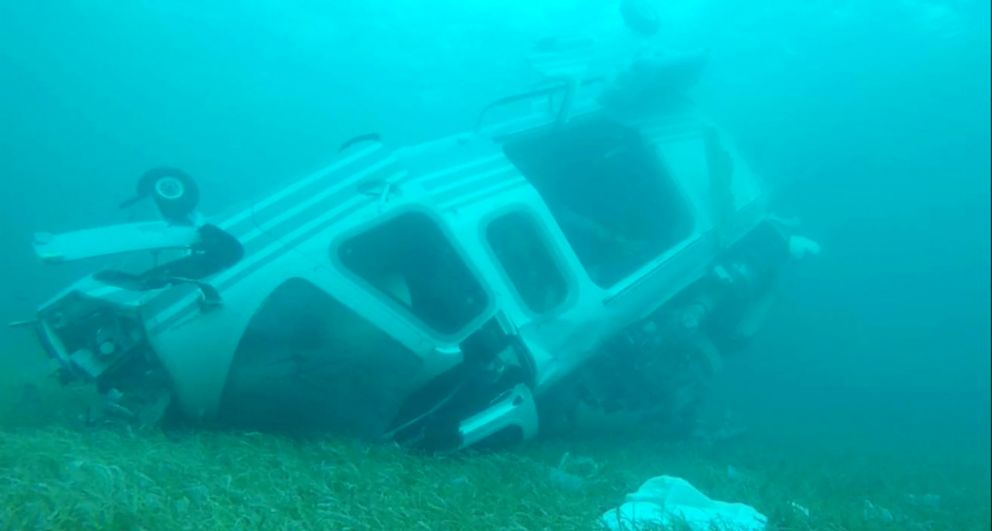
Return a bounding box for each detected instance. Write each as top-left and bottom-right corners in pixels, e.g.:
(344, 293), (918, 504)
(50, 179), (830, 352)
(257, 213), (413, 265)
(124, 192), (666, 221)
(338, 212), (487, 334)
(487, 211), (568, 314)
(503, 116), (692, 287)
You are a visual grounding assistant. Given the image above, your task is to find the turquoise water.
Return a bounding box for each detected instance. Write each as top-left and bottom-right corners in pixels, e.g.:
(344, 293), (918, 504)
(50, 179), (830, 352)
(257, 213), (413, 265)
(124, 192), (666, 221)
(1, 1), (988, 529)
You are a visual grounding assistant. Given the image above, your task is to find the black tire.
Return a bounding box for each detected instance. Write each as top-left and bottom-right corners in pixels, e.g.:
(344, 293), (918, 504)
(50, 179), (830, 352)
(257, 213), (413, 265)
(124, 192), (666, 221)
(137, 167), (200, 222)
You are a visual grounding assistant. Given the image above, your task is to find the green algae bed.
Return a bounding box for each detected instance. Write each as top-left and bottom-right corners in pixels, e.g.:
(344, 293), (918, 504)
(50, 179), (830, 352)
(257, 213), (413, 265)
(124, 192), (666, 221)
(0, 382), (988, 530)
(1, 426), (987, 530)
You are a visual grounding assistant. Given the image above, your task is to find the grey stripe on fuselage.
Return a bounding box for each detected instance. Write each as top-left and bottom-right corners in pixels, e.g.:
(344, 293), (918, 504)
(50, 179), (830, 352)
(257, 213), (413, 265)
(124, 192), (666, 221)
(147, 145), (398, 332)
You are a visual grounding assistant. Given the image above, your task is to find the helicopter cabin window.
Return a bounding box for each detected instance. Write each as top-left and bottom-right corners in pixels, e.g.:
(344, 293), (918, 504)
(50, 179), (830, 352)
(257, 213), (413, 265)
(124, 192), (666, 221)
(486, 211), (568, 314)
(503, 116), (692, 287)
(338, 212), (487, 335)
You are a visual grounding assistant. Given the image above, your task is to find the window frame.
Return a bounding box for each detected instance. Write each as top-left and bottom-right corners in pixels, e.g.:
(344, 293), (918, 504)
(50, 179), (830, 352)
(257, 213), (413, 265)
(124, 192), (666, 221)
(329, 206), (494, 341)
(479, 205), (575, 318)
(501, 114), (697, 290)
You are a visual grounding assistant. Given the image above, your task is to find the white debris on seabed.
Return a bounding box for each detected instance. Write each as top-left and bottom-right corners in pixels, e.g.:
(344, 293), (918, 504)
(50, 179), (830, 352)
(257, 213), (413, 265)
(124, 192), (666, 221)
(547, 467), (585, 491)
(789, 501), (811, 519)
(863, 499), (895, 523)
(557, 451), (601, 476)
(600, 475), (767, 531)
(547, 452), (600, 492)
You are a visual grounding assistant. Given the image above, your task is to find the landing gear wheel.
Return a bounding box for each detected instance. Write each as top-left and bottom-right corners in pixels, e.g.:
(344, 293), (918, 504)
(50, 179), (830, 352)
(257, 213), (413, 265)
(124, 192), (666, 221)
(136, 167), (200, 223)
